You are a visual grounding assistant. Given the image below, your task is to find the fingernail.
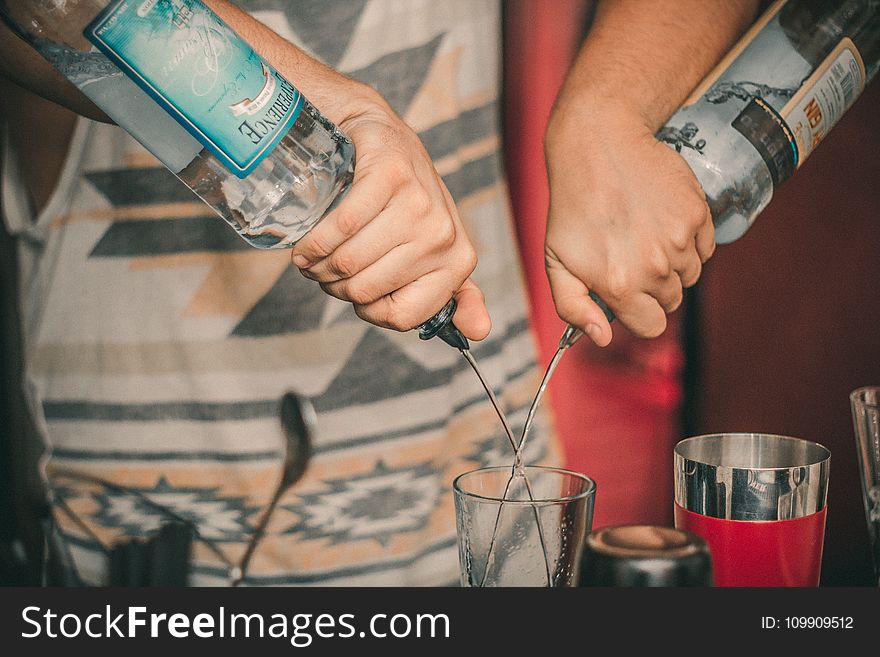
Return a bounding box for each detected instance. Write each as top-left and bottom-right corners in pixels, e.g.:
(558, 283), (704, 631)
(586, 324), (601, 339)
(292, 255), (311, 268)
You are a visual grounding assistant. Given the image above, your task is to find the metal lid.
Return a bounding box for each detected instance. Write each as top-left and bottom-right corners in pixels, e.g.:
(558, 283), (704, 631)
(579, 525), (713, 587)
(674, 433), (831, 520)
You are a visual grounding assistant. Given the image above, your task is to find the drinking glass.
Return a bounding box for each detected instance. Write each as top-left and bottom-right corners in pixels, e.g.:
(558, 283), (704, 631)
(453, 466), (595, 587)
(851, 387), (880, 586)
(674, 433), (830, 586)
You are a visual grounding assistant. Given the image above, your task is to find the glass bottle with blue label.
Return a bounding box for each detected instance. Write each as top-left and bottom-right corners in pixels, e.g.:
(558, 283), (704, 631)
(2, 0), (468, 347)
(2, 0), (353, 249)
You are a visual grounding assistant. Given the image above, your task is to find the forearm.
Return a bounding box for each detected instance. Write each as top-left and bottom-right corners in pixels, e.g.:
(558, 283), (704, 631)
(542, 0), (761, 343)
(551, 0), (761, 135)
(0, 20), (107, 121)
(207, 1), (383, 125)
(0, 1), (382, 125)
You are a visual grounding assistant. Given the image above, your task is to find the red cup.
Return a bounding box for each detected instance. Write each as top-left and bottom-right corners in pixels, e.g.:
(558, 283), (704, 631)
(674, 433), (830, 587)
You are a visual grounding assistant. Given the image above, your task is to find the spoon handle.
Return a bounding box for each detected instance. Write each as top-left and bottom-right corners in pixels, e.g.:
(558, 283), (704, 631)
(231, 392), (315, 586)
(230, 485), (285, 586)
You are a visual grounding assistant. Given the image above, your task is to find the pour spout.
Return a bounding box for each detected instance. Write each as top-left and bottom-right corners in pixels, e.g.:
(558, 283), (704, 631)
(558, 291), (616, 350)
(417, 299), (470, 350)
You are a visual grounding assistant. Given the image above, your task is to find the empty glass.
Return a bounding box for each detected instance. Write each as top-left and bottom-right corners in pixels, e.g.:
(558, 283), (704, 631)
(851, 387), (880, 586)
(453, 466), (595, 587)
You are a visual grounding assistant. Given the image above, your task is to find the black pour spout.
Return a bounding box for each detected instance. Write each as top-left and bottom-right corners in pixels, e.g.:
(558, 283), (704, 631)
(418, 299), (470, 350)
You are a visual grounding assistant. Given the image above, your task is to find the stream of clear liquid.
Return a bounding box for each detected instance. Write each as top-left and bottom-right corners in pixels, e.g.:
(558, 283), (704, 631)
(462, 328), (577, 586)
(514, 344), (568, 467)
(460, 349), (554, 586)
(460, 350), (517, 453)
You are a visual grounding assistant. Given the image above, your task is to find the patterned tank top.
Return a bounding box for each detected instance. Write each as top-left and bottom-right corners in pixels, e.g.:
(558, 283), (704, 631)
(1, 0), (556, 586)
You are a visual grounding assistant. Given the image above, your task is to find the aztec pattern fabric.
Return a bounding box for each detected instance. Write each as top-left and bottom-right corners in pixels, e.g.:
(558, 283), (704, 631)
(1, 0), (556, 585)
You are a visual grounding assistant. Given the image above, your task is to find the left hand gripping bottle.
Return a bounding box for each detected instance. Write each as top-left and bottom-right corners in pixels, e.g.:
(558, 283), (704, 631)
(1, 0), (467, 346)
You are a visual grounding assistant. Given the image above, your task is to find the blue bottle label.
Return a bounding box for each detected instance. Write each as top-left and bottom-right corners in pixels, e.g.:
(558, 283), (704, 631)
(85, 0), (303, 178)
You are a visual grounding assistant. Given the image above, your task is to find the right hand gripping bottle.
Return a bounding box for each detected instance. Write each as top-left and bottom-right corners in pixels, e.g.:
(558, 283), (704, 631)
(658, 0), (879, 244)
(563, 0), (878, 341)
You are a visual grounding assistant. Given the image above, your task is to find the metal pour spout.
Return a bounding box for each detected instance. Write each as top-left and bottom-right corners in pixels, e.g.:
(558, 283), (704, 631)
(558, 291), (616, 350)
(420, 289), (613, 352)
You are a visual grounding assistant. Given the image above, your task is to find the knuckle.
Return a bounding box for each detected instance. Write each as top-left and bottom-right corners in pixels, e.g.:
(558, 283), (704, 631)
(666, 290), (684, 313)
(306, 232), (335, 260)
(702, 204), (713, 227)
(352, 304), (381, 327)
(684, 194), (710, 228)
(461, 242), (478, 275)
(682, 260), (702, 288)
(386, 315), (411, 332)
(646, 245), (672, 278)
(702, 236), (717, 262)
(434, 219), (457, 251)
(676, 186), (699, 210)
(327, 251), (358, 279)
(383, 308), (414, 332)
(669, 226), (693, 252)
(409, 188), (433, 219)
(346, 280), (380, 306)
(319, 281), (344, 301)
(384, 299), (422, 332)
(605, 268), (634, 303)
(384, 157), (414, 187)
(334, 209), (362, 238)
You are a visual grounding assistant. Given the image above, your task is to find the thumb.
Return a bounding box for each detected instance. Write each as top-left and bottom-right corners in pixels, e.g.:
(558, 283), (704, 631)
(452, 278), (492, 341)
(546, 262), (613, 347)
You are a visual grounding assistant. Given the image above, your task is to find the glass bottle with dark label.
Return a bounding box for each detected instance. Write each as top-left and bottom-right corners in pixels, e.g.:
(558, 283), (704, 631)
(657, 0), (879, 243)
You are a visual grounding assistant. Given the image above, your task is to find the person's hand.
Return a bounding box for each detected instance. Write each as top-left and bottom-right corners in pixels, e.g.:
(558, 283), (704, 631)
(0, 0), (492, 342)
(538, 0), (760, 348)
(544, 109), (715, 347)
(204, 1), (491, 340)
(290, 90), (490, 340)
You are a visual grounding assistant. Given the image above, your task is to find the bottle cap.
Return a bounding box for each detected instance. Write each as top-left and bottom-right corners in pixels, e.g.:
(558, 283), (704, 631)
(579, 525), (713, 587)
